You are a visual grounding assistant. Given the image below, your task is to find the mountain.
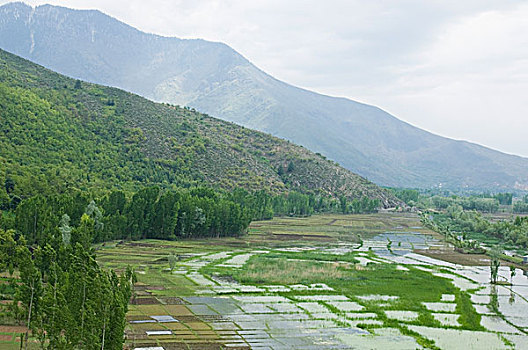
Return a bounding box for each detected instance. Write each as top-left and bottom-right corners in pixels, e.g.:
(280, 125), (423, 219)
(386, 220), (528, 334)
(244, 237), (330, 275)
(1, 2), (527, 191)
(0, 47), (398, 207)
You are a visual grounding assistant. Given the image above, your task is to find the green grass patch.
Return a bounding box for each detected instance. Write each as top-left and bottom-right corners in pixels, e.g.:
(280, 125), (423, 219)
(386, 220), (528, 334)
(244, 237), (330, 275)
(455, 291), (484, 330)
(209, 254), (456, 306)
(229, 257), (349, 285)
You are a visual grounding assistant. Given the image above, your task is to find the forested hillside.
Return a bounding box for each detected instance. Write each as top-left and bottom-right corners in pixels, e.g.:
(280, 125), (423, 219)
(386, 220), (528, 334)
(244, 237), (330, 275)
(0, 48), (397, 208)
(2, 2), (528, 190)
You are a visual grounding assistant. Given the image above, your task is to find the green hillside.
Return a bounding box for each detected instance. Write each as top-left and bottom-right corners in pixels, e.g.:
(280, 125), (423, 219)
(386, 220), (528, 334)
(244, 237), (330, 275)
(0, 48), (397, 207)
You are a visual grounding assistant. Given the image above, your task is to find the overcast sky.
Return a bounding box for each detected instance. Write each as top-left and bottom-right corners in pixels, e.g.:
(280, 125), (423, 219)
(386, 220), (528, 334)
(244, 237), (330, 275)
(4, 0), (528, 157)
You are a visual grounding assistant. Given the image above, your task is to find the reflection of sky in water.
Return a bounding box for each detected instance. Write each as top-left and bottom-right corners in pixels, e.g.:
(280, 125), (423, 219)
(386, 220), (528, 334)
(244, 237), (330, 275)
(365, 232), (443, 257)
(495, 293), (528, 328)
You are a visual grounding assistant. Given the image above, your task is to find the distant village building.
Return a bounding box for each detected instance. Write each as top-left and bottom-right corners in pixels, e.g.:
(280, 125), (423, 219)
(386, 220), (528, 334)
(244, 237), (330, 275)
(523, 255), (528, 264)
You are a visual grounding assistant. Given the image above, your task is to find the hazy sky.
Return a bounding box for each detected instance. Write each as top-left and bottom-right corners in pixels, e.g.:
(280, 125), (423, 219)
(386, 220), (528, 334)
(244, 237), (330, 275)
(4, 0), (528, 157)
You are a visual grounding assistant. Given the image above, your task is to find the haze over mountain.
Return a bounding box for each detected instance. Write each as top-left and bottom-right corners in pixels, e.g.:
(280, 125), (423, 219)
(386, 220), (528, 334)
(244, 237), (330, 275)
(1, 2), (528, 191)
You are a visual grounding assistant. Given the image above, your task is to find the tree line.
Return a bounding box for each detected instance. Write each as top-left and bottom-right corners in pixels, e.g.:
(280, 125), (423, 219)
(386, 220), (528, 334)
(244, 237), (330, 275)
(513, 195), (528, 213)
(424, 205), (528, 250)
(390, 188), (511, 213)
(391, 188), (528, 214)
(0, 214), (134, 349)
(1, 183), (384, 245)
(229, 189), (380, 220)
(5, 186), (251, 245)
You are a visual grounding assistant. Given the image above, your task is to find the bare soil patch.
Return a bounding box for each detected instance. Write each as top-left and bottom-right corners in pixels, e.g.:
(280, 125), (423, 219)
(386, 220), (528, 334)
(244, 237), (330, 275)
(159, 297), (186, 305)
(270, 233), (335, 241)
(132, 296), (159, 305)
(0, 325), (27, 333)
(171, 315), (203, 323)
(200, 315), (227, 322)
(0, 334), (13, 341)
(415, 248), (491, 266)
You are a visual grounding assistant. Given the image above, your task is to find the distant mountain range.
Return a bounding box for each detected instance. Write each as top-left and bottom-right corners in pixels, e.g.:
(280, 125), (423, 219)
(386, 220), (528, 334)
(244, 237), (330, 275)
(1, 2), (528, 191)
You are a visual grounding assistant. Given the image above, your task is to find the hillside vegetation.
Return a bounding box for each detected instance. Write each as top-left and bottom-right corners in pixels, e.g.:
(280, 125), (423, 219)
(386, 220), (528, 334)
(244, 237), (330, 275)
(2, 3), (527, 190)
(0, 46), (397, 350)
(0, 48), (397, 207)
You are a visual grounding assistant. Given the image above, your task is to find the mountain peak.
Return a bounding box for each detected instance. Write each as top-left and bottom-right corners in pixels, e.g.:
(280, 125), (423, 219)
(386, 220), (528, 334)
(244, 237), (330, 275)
(0, 1), (31, 19)
(0, 1), (31, 10)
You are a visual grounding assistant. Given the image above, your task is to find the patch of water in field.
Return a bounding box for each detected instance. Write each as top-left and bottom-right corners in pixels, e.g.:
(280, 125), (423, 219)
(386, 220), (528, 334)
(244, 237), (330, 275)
(407, 326), (508, 349)
(471, 294), (490, 304)
(432, 272), (479, 291)
(337, 327), (423, 349)
(217, 253), (255, 268)
(355, 256), (380, 266)
(385, 310), (420, 322)
(481, 315), (521, 334)
(310, 312), (341, 320)
(293, 295), (350, 301)
(494, 294), (528, 328)
(211, 286), (238, 294)
(473, 304), (494, 315)
(475, 285), (512, 296)
(270, 303), (303, 313)
(327, 301), (364, 312)
(204, 252), (233, 260)
(503, 334), (528, 349)
(150, 315), (178, 322)
(145, 330), (172, 336)
(276, 247), (316, 253)
(441, 294), (456, 302)
(239, 303), (276, 314)
(357, 294), (399, 302)
(423, 302), (457, 312)
(186, 272), (216, 286)
(322, 243), (361, 255)
(432, 313), (460, 326)
(263, 285), (291, 292)
(297, 302), (330, 313)
(239, 285), (265, 293)
(232, 295), (290, 303)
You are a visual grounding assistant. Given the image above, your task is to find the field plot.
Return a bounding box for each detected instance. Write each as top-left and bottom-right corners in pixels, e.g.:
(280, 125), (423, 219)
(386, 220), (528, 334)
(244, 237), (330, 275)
(96, 213), (528, 349)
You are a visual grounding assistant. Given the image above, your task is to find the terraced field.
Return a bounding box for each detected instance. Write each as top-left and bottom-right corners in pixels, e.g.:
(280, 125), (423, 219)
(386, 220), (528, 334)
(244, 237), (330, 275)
(95, 213), (528, 349)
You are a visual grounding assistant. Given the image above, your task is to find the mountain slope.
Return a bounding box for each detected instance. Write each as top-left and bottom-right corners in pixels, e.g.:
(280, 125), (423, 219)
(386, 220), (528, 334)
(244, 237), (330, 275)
(1, 2), (527, 190)
(0, 48), (398, 207)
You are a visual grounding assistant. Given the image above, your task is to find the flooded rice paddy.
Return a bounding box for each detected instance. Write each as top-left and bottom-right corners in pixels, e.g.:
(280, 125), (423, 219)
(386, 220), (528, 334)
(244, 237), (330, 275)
(96, 213), (528, 349)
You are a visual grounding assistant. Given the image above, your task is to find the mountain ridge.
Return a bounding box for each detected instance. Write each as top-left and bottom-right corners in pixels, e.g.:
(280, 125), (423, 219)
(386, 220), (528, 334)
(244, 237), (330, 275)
(0, 47), (398, 207)
(1, 2), (527, 190)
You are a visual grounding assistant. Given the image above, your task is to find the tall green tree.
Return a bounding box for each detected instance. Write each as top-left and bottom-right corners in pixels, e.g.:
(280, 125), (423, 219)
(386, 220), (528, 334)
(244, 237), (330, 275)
(489, 245), (502, 284)
(0, 228), (16, 274)
(15, 242), (43, 350)
(126, 186), (159, 239)
(150, 191), (179, 239)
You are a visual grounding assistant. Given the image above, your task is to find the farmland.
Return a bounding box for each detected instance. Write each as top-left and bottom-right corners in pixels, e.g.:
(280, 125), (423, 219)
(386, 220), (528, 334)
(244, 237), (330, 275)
(90, 213), (528, 349)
